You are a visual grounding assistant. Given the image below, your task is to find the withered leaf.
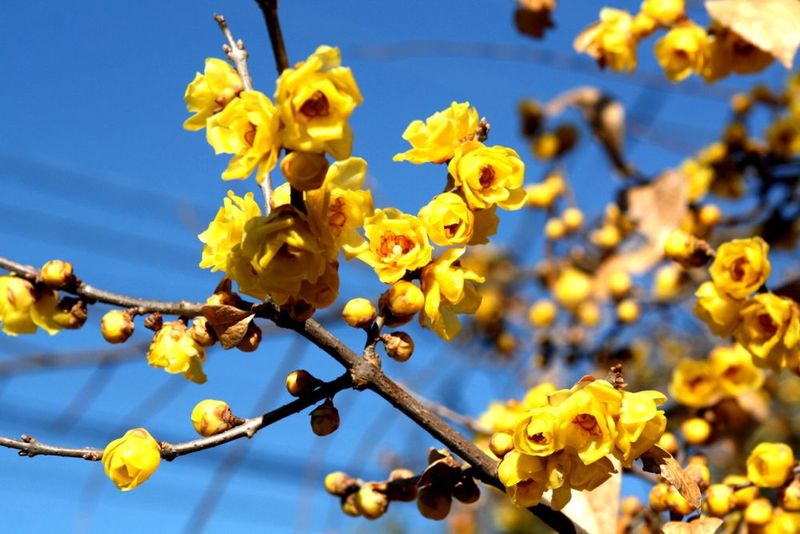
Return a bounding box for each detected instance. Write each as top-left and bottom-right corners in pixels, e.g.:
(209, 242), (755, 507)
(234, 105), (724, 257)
(202, 304), (255, 349)
(706, 0), (800, 68)
(640, 445), (702, 509)
(662, 516), (723, 534)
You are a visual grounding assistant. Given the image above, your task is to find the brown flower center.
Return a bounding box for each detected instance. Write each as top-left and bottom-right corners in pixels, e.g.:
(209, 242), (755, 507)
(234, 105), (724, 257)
(758, 313), (778, 338)
(328, 198), (346, 237)
(243, 123), (257, 146)
(479, 166), (496, 189)
(530, 432), (549, 444)
(300, 91), (330, 118)
(443, 222), (461, 238)
(730, 257), (748, 282)
(379, 232), (414, 259)
(572, 413), (600, 435)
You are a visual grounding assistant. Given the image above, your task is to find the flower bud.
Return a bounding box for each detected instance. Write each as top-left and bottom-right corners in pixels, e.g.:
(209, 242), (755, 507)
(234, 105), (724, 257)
(489, 432), (514, 458)
(681, 417), (711, 445)
(698, 204), (721, 227)
(622, 496), (643, 516)
(723, 475), (758, 508)
(592, 224), (621, 249)
(616, 299), (640, 324)
(649, 482), (670, 512)
(388, 469), (418, 502)
(747, 442), (795, 488)
(525, 180), (561, 209)
(781, 478), (800, 512)
(685, 461), (711, 491)
(608, 271), (632, 299)
(544, 218), (566, 240)
(324, 471), (355, 496)
(341, 492), (361, 517)
(236, 322), (262, 352)
(417, 485), (452, 520)
(653, 264), (684, 301)
(354, 483), (389, 520)
(56, 297), (88, 330)
(189, 317), (216, 347)
(40, 260), (75, 289)
(383, 331), (414, 362)
(452, 477), (480, 504)
(100, 310), (135, 344)
(663, 229), (712, 267)
(342, 298), (376, 329)
(553, 268), (591, 310)
(657, 432), (679, 455)
(744, 498), (773, 526)
(191, 399), (238, 436)
(562, 207), (584, 232)
(667, 486), (695, 516)
(704, 484), (734, 517)
(577, 300), (601, 327)
(532, 132), (559, 160)
(311, 399), (340, 436)
(382, 281), (424, 317)
(280, 151), (329, 191)
(102, 428), (161, 491)
(528, 299), (557, 327)
(286, 369), (319, 397)
(144, 313), (163, 332)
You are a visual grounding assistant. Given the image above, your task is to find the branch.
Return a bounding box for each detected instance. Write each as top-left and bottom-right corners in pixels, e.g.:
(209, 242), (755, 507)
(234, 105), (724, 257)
(213, 14), (253, 92)
(254, 0), (289, 73)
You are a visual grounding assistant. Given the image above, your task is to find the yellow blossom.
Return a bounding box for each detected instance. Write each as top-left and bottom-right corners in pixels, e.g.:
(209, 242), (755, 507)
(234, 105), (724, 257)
(694, 280), (743, 337)
(198, 191), (262, 272)
(497, 451), (549, 507)
(654, 22), (708, 81)
(553, 268), (592, 310)
(102, 428), (161, 491)
(522, 382), (557, 409)
(206, 90), (281, 182)
(448, 141), (526, 211)
(183, 58), (243, 131)
(669, 359), (721, 408)
(305, 157), (374, 257)
(147, 321), (207, 384)
(681, 159), (714, 202)
(354, 208), (432, 284)
(280, 151), (329, 191)
(747, 443), (795, 488)
(227, 205), (332, 305)
(0, 276), (37, 335)
(709, 344), (764, 396)
(275, 46), (362, 159)
(393, 101), (480, 164)
(615, 390), (667, 466)
(513, 408), (563, 457)
(709, 237), (770, 300)
(574, 8), (638, 73)
(641, 0), (685, 26)
(191, 399), (234, 437)
(556, 381), (621, 465)
(418, 193), (474, 246)
(735, 293), (800, 372)
(420, 248), (484, 341)
(470, 206), (499, 245)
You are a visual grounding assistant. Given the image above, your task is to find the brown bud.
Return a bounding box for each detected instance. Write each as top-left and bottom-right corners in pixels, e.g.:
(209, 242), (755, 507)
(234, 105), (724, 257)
(236, 322), (262, 352)
(52, 297), (88, 330)
(417, 485), (452, 521)
(144, 313), (163, 332)
(310, 399), (340, 436)
(285, 369), (319, 397)
(382, 331), (414, 362)
(341, 492), (361, 517)
(452, 477), (480, 504)
(285, 299), (315, 322)
(387, 469), (418, 502)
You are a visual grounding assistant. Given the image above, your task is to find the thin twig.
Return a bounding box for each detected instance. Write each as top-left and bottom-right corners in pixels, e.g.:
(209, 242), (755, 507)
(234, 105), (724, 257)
(254, 0), (289, 73)
(213, 14), (253, 91)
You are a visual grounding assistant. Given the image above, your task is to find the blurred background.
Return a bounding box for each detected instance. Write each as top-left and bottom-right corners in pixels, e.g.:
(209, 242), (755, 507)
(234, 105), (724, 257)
(0, 0), (790, 532)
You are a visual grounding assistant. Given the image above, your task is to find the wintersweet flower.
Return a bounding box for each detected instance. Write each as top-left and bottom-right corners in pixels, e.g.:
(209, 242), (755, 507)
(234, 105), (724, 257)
(198, 191), (262, 272)
(469, 207), (499, 245)
(747, 443), (795, 488)
(393, 102), (480, 164)
(275, 46), (362, 159)
(694, 281), (743, 337)
(735, 293), (800, 371)
(574, 8), (638, 73)
(614, 390), (667, 466)
(206, 90), (281, 182)
(513, 408), (562, 457)
(102, 428), (161, 491)
(354, 208), (432, 284)
(183, 58), (243, 131)
(448, 141), (526, 211)
(709, 237), (770, 300)
(497, 451), (549, 507)
(0, 276), (37, 335)
(669, 359), (721, 408)
(641, 0), (685, 26)
(146, 321), (207, 384)
(417, 193), (474, 246)
(708, 344), (763, 396)
(654, 22), (708, 81)
(555, 382), (620, 465)
(419, 248), (484, 340)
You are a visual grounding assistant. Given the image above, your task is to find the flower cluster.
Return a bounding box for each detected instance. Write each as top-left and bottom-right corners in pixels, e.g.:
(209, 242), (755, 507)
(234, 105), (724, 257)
(576, 0), (777, 82)
(490, 377), (666, 510)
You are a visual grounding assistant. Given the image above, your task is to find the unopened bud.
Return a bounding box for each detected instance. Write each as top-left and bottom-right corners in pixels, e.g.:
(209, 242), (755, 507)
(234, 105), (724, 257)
(286, 369), (319, 397)
(55, 297), (88, 329)
(342, 298), (376, 329)
(577, 300), (601, 327)
(311, 399), (340, 436)
(354, 483), (389, 520)
(489, 432), (514, 458)
(341, 492), (361, 517)
(417, 486), (452, 520)
(744, 498), (772, 526)
(562, 207), (584, 232)
(622, 496), (642, 516)
(592, 224), (621, 249)
(667, 486), (695, 516)
(657, 432), (679, 455)
(608, 271), (632, 299)
(101, 310), (135, 344)
(236, 322), (262, 352)
(388, 469), (418, 502)
(382, 281), (424, 317)
(280, 151), (329, 191)
(544, 218), (566, 240)
(40, 260), (75, 289)
(382, 331), (414, 362)
(324, 471), (355, 496)
(191, 399), (240, 436)
(664, 229), (712, 268)
(685, 461), (711, 491)
(528, 299), (557, 327)
(682, 417), (711, 445)
(144, 313), (163, 332)
(698, 204), (721, 227)
(782, 478), (800, 512)
(452, 477), (480, 504)
(189, 317), (216, 347)
(704, 484), (734, 517)
(532, 132), (559, 160)
(649, 482), (670, 512)
(615, 299), (640, 324)
(723, 475), (758, 508)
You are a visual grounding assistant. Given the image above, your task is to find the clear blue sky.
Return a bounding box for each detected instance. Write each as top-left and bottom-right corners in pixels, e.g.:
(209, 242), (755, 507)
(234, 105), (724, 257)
(0, 0), (789, 532)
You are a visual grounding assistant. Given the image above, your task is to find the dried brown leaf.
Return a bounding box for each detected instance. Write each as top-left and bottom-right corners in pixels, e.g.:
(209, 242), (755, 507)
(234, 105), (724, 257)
(706, 0), (800, 68)
(202, 304), (255, 349)
(662, 516), (723, 534)
(640, 445), (701, 509)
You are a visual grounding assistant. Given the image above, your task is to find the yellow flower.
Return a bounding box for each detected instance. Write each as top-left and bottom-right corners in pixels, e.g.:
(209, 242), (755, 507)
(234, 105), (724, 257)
(615, 390), (667, 467)
(305, 157), (374, 258)
(418, 192), (474, 246)
(497, 451), (548, 507)
(557, 382), (620, 465)
(513, 408), (563, 457)
(354, 208), (432, 284)
(709, 237), (770, 300)
(574, 8), (638, 73)
(747, 443), (795, 488)
(448, 141), (526, 211)
(681, 159), (714, 202)
(569, 455), (616, 493)
(284, 259), (340, 310)
(522, 382), (557, 409)
(183, 58), (243, 131)
(419, 248), (484, 341)
(709, 344), (764, 396)
(275, 46), (362, 159)
(206, 90), (281, 182)
(198, 191), (262, 272)
(669, 359), (721, 408)
(553, 268), (592, 310)
(694, 281), (743, 337)
(0, 276), (37, 335)
(191, 400), (234, 437)
(641, 0), (685, 26)
(735, 293), (800, 372)
(393, 102), (480, 164)
(280, 151), (329, 191)
(102, 428), (161, 491)
(147, 321), (207, 383)
(654, 22), (708, 81)
(29, 289), (73, 335)
(470, 207), (499, 245)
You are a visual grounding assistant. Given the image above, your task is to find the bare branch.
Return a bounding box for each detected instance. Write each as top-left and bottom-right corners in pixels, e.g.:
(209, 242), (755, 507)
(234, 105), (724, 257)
(254, 0), (289, 74)
(213, 14), (253, 92)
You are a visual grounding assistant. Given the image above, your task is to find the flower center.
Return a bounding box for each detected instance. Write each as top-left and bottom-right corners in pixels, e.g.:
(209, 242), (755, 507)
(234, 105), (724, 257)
(479, 166), (496, 189)
(300, 91), (330, 118)
(328, 198), (346, 237)
(530, 432), (549, 445)
(758, 313), (778, 338)
(730, 257), (748, 282)
(572, 413), (600, 435)
(444, 222), (461, 238)
(379, 232), (414, 260)
(244, 123), (257, 146)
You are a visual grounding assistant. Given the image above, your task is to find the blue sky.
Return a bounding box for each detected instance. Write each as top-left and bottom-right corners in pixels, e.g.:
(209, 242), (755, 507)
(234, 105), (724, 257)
(0, 0), (791, 532)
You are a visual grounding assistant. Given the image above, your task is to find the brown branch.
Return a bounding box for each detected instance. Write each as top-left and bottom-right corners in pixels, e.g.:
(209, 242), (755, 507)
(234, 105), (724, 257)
(213, 14), (253, 92)
(254, 0), (289, 74)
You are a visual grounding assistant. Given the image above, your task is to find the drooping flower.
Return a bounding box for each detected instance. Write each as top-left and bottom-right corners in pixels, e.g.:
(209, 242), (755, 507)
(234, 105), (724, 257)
(393, 102), (480, 164)
(574, 8), (638, 73)
(746, 443), (795, 488)
(198, 191), (262, 272)
(654, 22), (708, 81)
(708, 344), (764, 396)
(669, 359), (721, 408)
(147, 321), (207, 384)
(183, 58), (243, 131)
(0, 276), (37, 335)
